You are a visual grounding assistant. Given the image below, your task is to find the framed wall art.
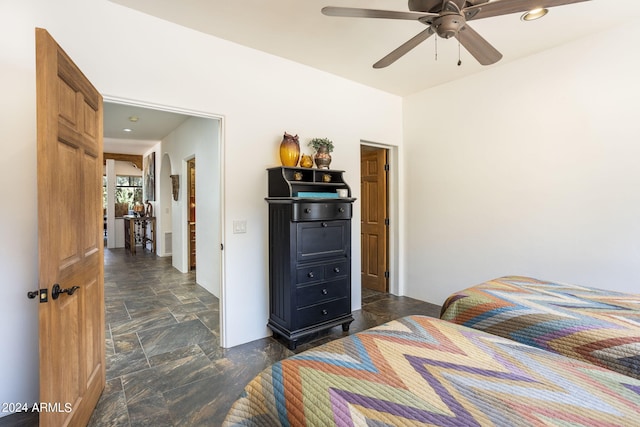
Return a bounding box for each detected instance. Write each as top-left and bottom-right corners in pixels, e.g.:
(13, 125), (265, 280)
(143, 152), (155, 201)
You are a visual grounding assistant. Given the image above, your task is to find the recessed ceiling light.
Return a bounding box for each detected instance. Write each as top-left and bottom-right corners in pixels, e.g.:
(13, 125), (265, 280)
(521, 8), (548, 21)
(123, 128), (133, 132)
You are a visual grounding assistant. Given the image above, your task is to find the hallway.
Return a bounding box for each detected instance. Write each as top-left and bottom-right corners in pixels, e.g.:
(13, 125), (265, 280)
(1, 248), (440, 426)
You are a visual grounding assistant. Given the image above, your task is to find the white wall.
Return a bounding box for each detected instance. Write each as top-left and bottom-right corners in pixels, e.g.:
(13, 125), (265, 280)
(158, 152), (173, 256)
(0, 13), (39, 413)
(0, 0), (402, 411)
(161, 116), (221, 297)
(403, 23), (640, 305)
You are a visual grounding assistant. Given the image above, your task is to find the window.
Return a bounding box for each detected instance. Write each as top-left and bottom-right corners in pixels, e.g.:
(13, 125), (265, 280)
(115, 176), (143, 217)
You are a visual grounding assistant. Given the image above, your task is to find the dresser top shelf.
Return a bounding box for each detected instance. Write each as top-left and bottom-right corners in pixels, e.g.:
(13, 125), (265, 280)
(266, 197), (357, 203)
(267, 166), (353, 199)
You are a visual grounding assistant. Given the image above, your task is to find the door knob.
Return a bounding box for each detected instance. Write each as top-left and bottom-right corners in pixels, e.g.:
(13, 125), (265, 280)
(51, 284), (80, 300)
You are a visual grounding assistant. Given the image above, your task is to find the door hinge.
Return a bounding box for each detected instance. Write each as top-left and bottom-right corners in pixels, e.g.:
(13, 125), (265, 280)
(384, 271), (390, 279)
(384, 163), (390, 172)
(384, 218), (390, 226)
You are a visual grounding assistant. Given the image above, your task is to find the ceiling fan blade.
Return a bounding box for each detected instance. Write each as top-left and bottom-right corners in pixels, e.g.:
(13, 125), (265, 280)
(373, 27), (435, 69)
(455, 24), (503, 65)
(321, 6), (436, 21)
(464, 0), (590, 21)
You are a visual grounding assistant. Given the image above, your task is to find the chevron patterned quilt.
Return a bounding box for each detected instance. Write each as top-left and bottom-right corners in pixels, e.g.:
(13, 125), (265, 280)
(440, 276), (640, 380)
(224, 316), (640, 426)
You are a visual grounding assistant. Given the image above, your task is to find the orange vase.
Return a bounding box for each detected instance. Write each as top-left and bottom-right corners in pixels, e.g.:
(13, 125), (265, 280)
(279, 132), (300, 167)
(299, 154), (313, 168)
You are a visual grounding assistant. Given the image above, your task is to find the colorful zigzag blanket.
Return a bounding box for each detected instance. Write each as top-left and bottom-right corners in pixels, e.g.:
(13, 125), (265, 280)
(224, 315), (640, 426)
(440, 276), (640, 380)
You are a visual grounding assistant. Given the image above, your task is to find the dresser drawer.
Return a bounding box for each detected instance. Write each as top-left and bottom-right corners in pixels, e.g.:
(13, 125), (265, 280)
(296, 265), (325, 285)
(296, 279), (349, 308)
(296, 220), (350, 262)
(292, 202), (351, 221)
(324, 261), (349, 280)
(296, 297), (350, 329)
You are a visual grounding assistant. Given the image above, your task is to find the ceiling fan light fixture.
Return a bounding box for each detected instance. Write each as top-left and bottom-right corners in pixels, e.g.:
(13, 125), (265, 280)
(521, 8), (548, 21)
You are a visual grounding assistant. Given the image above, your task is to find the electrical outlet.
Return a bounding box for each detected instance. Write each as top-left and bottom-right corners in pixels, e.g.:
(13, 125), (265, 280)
(233, 220), (247, 234)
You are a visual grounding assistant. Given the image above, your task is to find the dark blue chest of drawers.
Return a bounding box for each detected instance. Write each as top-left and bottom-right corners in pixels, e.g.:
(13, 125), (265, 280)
(266, 167), (355, 349)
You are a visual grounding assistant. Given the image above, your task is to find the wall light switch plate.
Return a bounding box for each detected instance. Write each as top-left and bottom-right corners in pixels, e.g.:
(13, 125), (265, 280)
(233, 220), (247, 234)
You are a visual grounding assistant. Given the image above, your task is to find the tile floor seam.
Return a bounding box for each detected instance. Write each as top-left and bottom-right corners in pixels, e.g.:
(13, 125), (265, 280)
(135, 331), (152, 375)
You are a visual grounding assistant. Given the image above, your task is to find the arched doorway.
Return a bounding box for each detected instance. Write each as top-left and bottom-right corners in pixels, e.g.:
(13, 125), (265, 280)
(159, 152), (174, 257)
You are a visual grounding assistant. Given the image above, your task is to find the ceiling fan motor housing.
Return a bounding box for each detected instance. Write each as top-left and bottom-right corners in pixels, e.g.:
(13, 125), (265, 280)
(433, 14), (464, 38)
(409, 0), (487, 13)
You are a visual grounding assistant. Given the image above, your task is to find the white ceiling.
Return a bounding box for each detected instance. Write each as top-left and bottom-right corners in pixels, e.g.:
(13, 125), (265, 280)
(103, 0), (640, 153)
(103, 102), (190, 154)
(108, 0), (640, 97)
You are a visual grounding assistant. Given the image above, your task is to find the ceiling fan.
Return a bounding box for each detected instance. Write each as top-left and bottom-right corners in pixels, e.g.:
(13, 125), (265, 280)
(322, 0), (590, 68)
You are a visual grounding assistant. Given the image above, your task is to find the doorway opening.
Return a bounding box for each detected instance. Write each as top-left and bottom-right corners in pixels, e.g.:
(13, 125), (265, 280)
(188, 158), (196, 270)
(102, 97), (224, 339)
(160, 153), (174, 257)
(360, 145), (390, 294)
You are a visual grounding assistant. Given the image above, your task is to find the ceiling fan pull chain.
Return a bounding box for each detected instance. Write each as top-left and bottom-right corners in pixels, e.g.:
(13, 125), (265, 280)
(458, 39), (462, 66)
(435, 36), (438, 61)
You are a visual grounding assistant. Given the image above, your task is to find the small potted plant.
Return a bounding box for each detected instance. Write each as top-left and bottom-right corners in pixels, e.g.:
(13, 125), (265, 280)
(308, 137), (334, 169)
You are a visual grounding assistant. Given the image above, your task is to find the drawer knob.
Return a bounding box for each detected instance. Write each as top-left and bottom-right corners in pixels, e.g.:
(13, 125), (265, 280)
(321, 289), (328, 295)
(321, 309), (328, 315)
(304, 208), (312, 213)
(308, 272), (314, 278)
(338, 207), (345, 213)
(322, 222), (328, 227)
(333, 267), (340, 273)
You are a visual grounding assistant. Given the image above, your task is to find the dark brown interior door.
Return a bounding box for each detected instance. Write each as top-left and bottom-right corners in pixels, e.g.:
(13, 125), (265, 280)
(360, 146), (388, 293)
(36, 28), (105, 426)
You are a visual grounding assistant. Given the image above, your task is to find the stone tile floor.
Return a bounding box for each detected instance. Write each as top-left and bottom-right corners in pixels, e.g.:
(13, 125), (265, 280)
(1, 248), (440, 426)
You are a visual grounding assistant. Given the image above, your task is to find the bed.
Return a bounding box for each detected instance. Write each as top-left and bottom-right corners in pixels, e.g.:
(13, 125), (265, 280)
(224, 315), (640, 426)
(440, 276), (640, 380)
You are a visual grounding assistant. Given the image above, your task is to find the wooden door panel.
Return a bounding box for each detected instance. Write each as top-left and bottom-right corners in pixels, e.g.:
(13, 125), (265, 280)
(366, 234), (380, 276)
(37, 28), (104, 427)
(365, 181), (380, 223)
(83, 152), (101, 253)
(83, 266), (101, 382)
(83, 99), (99, 138)
(57, 142), (83, 264)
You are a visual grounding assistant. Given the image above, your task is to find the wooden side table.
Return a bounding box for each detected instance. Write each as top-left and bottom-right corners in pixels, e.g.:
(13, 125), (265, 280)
(124, 216), (156, 255)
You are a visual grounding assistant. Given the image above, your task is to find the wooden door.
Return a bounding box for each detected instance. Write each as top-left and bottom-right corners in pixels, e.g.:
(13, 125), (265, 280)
(36, 28), (105, 427)
(360, 146), (388, 292)
(188, 158), (196, 270)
